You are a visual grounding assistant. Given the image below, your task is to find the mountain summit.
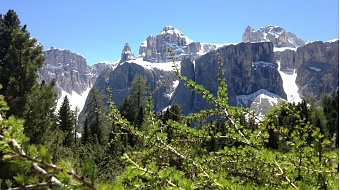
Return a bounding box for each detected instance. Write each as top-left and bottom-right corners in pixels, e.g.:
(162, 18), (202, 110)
(242, 25), (305, 48)
(138, 26), (225, 63)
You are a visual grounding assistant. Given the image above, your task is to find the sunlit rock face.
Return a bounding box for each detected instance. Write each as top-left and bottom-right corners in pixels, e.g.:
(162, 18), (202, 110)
(242, 25), (305, 48)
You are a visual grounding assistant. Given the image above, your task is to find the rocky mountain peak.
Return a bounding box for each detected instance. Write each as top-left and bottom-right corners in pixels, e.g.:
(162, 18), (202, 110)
(138, 26), (224, 63)
(242, 25), (305, 48)
(244, 25), (255, 33)
(38, 47), (113, 111)
(162, 25), (175, 32)
(38, 47), (93, 96)
(120, 43), (135, 63)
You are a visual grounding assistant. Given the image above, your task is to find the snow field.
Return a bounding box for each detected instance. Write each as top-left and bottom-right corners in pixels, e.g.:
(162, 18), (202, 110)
(56, 87), (92, 114)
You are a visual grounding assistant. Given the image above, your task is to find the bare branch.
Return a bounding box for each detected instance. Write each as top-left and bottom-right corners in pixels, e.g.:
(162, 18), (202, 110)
(274, 160), (298, 189)
(6, 182), (52, 190)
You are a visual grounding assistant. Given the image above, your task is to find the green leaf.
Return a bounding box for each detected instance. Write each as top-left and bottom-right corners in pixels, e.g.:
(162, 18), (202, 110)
(13, 173), (25, 186)
(38, 146), (51, 163)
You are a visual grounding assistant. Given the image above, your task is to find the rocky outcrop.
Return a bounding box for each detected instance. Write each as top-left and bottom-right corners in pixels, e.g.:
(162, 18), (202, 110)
(119, 43), (135, 63)
(273, 40), (339, 100)
(188, 42), (286, 113)
(242, 25), (305, 48)
(80, 62), (177, 119)
(275, 49), (296, 70)
(249, 92), (284, 119)
(138, 26), (224, 63)
(295, 40), (339, 99)
(170, 58), (195, 113)
(139, 26), (193, 62)
(38, 47), (112, 98)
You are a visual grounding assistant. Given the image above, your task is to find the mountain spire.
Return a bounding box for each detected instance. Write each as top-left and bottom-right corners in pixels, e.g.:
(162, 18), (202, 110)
(119, 43), (135, 63)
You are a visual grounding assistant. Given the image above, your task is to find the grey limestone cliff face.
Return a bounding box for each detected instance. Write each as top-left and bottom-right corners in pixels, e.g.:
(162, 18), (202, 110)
(81, 42), (286, 116)
(274, 40), (339, 100)
(172, 42), (286, 114)
(242, 26), (305, 48)
(275, 49), (296, 70)
(38, 47), (111, 98)
(85, 62), (177, 113)
(170, 58), (195, 113)
(295, 40), (339, 99)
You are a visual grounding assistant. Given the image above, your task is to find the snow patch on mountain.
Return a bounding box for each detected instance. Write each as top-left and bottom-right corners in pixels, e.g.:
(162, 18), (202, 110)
(249, 92), (285, 121)
(98, 60), (117, 65)
(56, 87), (91, 114)
(236, 89), (283, 107)
(326, 38), (339, 43)
(277, 61), (302, 104)
(166, 80), (179, 99)
(125, 57), (180, 72)
(252, 61), (276, 69)
(309, 67), (322, 72)
(273, 47), (297, 52)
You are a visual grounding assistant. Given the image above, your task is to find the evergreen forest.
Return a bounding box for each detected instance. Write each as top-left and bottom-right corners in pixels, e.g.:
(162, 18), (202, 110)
(0, 10), (338, 189)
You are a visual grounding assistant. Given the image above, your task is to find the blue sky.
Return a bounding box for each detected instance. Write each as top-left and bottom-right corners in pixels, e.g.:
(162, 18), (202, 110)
(1, 0), (338, 65)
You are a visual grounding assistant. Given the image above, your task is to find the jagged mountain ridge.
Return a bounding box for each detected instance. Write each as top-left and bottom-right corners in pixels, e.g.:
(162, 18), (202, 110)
(37, 25), (338, 118)
(138, 26), (228, 62)
(242, 25), (306, 48)
(81, 41), (286, 117)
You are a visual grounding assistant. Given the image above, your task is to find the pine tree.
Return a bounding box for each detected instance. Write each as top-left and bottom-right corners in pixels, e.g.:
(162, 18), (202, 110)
(128, 75), (147, 110)
(135, 106), (144, 128)
(84, 87), (108, 145)
(161, 104), (182, 143)
(58, 95), (74, 147)
(321, 90), (339, 147)
(119, 98), (136, 123)
(82, 117), (91, 145)
(0, 10), (45, 118)
(23, 80), (57, 145)
(73, 106), (80, 144)
(119, 76), (148, 125)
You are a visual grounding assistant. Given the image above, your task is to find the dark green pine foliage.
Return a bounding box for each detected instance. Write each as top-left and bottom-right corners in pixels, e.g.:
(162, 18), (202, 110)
(23, 80), (57, 145)
(124, 75), (148, 123)
(117, 76), (148, 147)
(265, 99), (332, 151)
(307, 97), (327, 141)
(265, 102), (305, 151)
(58, 95), (75, 147)
(128, 75), (148, 111)
(84, 87), (108, 145)
(81, 117), (91, 145)
(119, 98), (135, 124)
(321, 90), (339, 147)
(161, 104), (182, 143)
(0, 10), (45, 118)
(135, 106), (144, 128)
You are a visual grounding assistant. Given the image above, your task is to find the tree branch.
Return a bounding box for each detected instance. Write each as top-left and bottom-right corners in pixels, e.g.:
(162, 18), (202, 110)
(274, 160), (298, 189)
(6, 182), (52, 190)
(0, 134), (97, 190)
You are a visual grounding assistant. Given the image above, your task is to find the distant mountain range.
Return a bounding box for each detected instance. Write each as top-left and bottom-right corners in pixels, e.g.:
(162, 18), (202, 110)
(37, 25), (339, 119)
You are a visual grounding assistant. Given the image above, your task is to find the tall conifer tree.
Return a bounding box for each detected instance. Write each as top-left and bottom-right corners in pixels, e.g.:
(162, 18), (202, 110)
(0, 10), (45, 118)
(23, 80), (57, 144)
(58, 96), (74, 146)
(84, 87), (108, 145)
